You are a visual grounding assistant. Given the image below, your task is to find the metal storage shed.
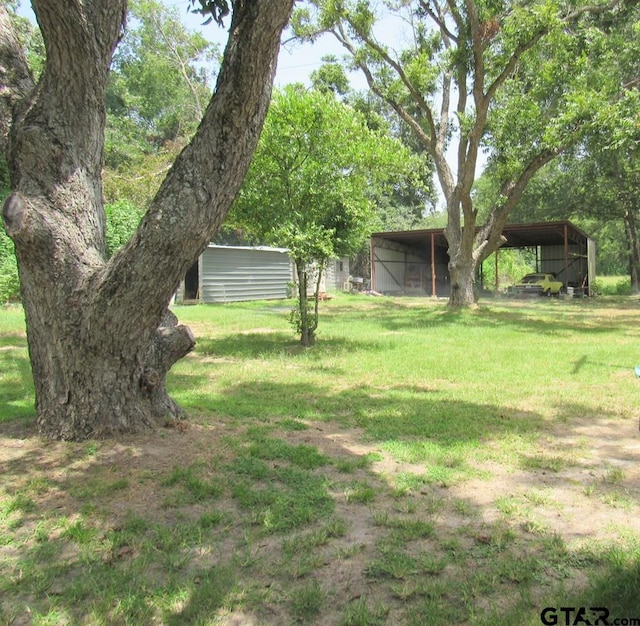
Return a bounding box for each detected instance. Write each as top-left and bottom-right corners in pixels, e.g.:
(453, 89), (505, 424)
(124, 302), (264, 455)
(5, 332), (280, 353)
(178, 245), (294, 303)
(370, 221), (596, 298)
(177, 245), (350, 303)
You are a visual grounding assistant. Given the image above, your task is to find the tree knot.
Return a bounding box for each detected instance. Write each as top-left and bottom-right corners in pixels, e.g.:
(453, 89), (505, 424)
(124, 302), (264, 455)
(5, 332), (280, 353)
(2, 192), (26, 236)
(140, 368), (160, 393)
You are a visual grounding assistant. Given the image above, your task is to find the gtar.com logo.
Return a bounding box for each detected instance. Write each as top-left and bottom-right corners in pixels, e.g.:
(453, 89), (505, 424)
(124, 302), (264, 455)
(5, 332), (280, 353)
(540, 607), (640, 626)
(540, 607), (609, 625)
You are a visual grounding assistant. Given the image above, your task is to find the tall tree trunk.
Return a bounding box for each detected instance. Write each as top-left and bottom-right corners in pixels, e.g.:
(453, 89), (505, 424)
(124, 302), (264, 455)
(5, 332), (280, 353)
(448, 264), (477, 307)
(1, 0), (294, 439)
(446, 236), (478, 307)
(445, 198), (479, 307)
(623, 208), (640, 294)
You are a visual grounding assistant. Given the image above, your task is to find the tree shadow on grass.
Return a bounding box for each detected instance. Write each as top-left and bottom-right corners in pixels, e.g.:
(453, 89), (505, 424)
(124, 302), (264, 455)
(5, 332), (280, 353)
(0, 424), (243, 625)
(178, 379), (543, 445)
(562, 556), (640, 619)
(1, 391), (639, 625)
(194, 331), (393, 360)
(320, 297), (640, 337)
(367, 304), (636, 337)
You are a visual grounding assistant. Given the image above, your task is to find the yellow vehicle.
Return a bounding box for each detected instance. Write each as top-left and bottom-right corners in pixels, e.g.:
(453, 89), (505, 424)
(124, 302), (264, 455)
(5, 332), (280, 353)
(510, 273), (564, 296)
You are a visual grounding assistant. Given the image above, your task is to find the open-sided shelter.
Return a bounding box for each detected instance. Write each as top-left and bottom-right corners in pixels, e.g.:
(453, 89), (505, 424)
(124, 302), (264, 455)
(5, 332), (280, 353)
(370, 221), (596, 298)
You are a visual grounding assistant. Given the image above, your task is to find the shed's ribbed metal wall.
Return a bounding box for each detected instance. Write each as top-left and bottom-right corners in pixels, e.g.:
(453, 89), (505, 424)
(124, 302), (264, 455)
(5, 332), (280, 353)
(373, 244), (427, 294)
(200, 246), (293, 303)
(540, 244), (588, 288)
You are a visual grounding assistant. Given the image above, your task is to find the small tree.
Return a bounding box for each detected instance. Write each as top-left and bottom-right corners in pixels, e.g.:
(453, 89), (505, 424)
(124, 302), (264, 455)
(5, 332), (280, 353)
(230, 85), (415, 346)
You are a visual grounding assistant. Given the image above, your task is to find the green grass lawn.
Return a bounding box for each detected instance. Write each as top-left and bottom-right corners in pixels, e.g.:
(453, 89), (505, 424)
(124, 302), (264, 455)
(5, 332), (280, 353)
(1, 294), (640, 625)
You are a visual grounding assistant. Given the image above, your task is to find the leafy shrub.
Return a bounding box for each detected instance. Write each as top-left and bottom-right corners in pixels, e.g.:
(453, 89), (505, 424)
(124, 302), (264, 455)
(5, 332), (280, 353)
(615, 278), (632, 295)
(592, 276), (632, 296)
(105, 200), (144, 257)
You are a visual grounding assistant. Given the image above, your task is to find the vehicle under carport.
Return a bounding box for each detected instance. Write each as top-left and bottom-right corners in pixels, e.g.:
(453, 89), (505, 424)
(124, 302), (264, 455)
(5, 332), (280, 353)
(370, 221), (596, 298)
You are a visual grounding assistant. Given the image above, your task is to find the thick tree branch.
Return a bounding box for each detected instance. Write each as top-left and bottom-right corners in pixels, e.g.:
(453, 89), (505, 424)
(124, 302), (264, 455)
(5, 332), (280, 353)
(7, 0), (127, 266)
(445, 0), (465, 37)
(417, 0), (458, 43)
(13, 0), (123, 177)
(0, 6), (34, 158)
(341, 16), (438, 143)
(466, 0), (484, 100)
(484, 29), (546, 103)
(428, 1), (454, 177)
(328, 14), (457, 201)
(474, 146), (563, 264)
(97, 0), (295, 338)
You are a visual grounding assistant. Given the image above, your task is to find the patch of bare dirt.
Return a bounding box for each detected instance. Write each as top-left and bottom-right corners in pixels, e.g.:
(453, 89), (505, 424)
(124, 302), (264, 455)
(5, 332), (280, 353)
(1, 413), (639, 625)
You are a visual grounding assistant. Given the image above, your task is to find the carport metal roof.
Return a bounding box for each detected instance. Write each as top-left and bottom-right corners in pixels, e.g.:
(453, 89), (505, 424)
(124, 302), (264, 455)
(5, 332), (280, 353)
(370, 221), (591, 249)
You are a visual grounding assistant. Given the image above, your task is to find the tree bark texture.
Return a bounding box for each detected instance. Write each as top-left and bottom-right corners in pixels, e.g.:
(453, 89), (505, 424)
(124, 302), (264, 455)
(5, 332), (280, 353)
(0, 0), (294, 439)
(445, 220), (479, 307)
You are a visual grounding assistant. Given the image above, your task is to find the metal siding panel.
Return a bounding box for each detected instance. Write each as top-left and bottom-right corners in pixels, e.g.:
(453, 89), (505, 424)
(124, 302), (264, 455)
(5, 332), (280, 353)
(373, 247), (404, 293)
(200, 247), (293, 303)
(373, 245), (426, 294)
(540, 244), (586, 287)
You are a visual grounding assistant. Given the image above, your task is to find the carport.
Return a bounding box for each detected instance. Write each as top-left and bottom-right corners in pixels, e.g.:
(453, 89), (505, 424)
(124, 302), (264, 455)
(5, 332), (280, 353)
(370, 221), (596, 298)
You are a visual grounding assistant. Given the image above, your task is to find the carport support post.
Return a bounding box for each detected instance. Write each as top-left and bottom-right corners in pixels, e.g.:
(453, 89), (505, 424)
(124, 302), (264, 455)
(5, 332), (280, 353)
(370, 237), (376, 292)
(430, 232), (436, 297)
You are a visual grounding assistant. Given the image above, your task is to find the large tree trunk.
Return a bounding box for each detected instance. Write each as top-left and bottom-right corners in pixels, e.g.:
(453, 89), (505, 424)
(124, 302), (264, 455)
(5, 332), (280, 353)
(447, 263), (477, 307)
(445, 224), (479, 307)
(623, 208), (640, 294)
(444, 185), (480, 307)
(0, 0), (294, 439)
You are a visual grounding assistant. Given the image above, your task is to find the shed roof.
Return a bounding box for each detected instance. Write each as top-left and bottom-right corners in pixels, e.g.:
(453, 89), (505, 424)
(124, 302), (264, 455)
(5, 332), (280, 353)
(207, 244), (290, 254)
(371, 221), (592, 250)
